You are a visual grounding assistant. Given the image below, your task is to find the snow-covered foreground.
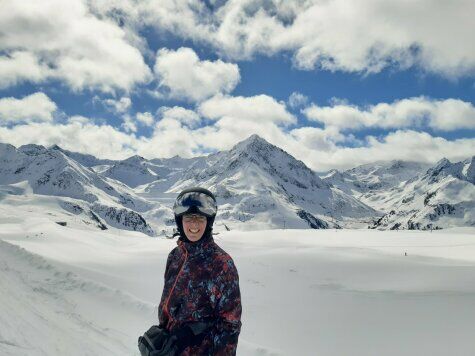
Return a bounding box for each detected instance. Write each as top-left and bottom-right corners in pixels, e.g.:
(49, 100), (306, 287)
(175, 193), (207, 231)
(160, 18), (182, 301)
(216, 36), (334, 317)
(1, 215), (475, 355)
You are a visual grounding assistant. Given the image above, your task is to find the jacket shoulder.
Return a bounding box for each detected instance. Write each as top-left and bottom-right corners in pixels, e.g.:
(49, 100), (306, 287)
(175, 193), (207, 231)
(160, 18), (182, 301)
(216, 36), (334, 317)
(168, 245), (180, 258)
(210, 242), (238, 274)
(211, 242), (233, 260)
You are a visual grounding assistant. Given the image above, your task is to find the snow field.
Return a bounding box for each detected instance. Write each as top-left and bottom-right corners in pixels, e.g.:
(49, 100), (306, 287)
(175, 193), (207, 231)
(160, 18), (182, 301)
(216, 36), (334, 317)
(1, 214), (475, 355)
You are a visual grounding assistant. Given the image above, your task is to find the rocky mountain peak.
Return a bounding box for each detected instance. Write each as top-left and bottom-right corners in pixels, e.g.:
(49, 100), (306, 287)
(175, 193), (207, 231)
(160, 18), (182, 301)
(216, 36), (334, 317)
(123, 155), (146, 165)
(0, 142), (16, 156)
(50, 144), (64, 151)
(231, 134), (274, 155)
(464, 156), (475, 184)
(18, 144), (49, 156)
(432, 157), (451, 171)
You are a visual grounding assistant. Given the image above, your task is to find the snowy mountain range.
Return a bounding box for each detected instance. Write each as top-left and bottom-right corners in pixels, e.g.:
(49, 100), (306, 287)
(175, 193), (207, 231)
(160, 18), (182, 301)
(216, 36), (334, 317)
(368, 157), (475, 230)
(323, 157), (475, 230)
(162, 134), (377, 230)
(1, 135), (473, 234)
(0, 143), (155, 235)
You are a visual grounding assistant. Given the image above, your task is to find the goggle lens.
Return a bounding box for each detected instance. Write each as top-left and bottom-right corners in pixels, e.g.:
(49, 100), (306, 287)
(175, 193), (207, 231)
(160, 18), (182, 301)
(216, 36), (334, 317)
(173, 191), (217, 217)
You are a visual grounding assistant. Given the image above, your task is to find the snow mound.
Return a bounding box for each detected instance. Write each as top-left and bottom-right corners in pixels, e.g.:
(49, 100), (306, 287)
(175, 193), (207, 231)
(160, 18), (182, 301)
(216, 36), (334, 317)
(0, 239), (155, 356)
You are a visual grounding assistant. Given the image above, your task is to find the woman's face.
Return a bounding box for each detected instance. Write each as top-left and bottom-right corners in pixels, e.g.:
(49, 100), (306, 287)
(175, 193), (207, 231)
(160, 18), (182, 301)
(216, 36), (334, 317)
(182, 214), (207, 242)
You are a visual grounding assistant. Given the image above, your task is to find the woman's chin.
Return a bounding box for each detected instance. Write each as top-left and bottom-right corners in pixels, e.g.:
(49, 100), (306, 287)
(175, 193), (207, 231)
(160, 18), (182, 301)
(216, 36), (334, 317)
(186, 233), (203, 241)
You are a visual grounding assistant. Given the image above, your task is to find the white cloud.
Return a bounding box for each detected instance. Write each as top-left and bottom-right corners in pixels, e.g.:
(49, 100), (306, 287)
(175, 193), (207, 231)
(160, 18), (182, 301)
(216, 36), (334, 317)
(0, 120), (139, 159)
(303, 97), (475, 131)
(67, 115), (91, 125)
(158, 106), (201, 127)
(288, 92), (309, 109)
(138, 119), (200, 159)
(315, 130), (475, 171)
(0, 113), (473, 172)
(193, 116), (291, 153)
(0, 51), (51, 89)
(136, 112), (154, 126)
(0, 93), (57, 123)
(136, 106), (203, 158)
(289, 126), (347, 152)
(0, 0), (151, 93)
(121, 115), (137, 133)
(112, 0), (475, 78)
(199, 94), (295, 125)
(102, 97), (132, 114)
(153, 47), (240, 102)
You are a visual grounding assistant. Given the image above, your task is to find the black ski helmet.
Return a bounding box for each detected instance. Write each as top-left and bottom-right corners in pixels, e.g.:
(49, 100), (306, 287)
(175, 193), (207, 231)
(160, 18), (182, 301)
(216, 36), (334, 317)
(173, 187), (217, 242)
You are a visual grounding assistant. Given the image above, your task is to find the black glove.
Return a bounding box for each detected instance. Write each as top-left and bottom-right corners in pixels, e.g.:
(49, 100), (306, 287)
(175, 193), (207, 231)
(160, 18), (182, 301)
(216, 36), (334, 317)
(138, 321), (214, 356)
(138, 325), (178, 356)
(172, 321), (215, 354)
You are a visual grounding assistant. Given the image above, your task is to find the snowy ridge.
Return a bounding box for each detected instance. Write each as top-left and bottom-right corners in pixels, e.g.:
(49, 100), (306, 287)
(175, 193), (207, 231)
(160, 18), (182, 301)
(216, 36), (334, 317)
(0, 143), (155, 235)
(0, 238), (155, 356)
(163, 134), (376, 230)
(370, 156), (475, 230)
(50, 144), (116, 168)
(102, 155), (159, 188)
(322, 160), (432, 199)
(1, 137), (474, 231)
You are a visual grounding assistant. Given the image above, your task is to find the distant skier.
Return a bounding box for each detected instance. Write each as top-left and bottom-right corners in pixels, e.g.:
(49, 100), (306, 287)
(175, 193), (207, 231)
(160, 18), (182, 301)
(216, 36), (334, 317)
(138, 187), (242, 355)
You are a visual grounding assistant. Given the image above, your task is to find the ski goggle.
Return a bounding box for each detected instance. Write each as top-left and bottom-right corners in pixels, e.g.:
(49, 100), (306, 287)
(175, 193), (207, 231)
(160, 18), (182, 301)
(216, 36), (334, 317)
(182, 214), (207, 223)
(173, 191), (217, 217)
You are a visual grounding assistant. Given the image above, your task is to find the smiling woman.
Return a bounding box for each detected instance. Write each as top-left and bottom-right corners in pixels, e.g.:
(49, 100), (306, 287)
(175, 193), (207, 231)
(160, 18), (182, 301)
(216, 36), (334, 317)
(138, 187), (242, 355)
(182, 213), (208, 242)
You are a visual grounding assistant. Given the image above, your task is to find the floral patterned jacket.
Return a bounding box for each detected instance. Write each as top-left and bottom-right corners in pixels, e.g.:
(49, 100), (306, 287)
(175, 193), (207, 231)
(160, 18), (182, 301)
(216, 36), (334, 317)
(158, 235), (242, 355)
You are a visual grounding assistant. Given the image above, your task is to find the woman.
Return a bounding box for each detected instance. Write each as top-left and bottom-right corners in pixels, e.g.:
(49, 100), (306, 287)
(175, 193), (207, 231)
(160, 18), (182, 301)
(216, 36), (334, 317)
(156, 187), (242, 355)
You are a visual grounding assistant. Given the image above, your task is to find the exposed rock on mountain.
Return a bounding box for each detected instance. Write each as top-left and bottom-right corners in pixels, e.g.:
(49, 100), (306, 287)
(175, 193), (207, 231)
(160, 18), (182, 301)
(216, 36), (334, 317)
(0, 143), (154, 235)
(369, 157), (475, 230)
(161, 134), (376, 230)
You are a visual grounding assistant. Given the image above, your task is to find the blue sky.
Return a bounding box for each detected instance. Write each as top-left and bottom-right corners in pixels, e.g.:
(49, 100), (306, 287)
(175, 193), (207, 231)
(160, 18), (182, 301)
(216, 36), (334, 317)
(0, 0), (474, 171)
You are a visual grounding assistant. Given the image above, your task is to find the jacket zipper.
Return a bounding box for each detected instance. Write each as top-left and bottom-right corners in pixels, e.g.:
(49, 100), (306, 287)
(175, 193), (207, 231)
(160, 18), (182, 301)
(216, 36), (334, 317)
(163, 242), (188, 330)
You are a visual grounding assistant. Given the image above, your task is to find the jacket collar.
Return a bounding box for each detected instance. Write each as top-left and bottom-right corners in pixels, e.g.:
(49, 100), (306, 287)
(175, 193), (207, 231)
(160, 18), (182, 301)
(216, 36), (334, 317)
(177, 234), (215, 256)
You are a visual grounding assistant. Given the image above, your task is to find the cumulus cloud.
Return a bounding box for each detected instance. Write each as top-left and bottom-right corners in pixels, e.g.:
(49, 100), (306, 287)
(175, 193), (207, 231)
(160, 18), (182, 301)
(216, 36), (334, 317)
(0, 0), (151, 93)
(158, 106), (201, 127)
(314, 130), (475, 171)
(289, 126), (349, 152)
(0, 93), (57, 124)
(136, 112), (154, 126)
(101, 97), (132, 114)
(0, 51), (51, 89)
(0, 112), (473, 172)
(121, 115), (137, 133)
(0, 120), (139, 159)
(199, 94), (295, 125)
(303, 97), (475, 131)
(107, 0), (475, 78)
(153, 47), (240, 102)
(288, 92), (309, 109)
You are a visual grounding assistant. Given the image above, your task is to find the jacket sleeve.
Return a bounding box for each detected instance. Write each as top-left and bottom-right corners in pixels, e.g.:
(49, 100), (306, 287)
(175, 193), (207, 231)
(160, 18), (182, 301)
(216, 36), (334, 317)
(211, 258), (242, 355)
(158, 250), (174, 328)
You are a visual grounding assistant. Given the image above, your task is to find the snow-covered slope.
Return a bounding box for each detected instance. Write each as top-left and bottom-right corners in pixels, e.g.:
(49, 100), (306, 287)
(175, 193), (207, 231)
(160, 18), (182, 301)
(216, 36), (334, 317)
(140, 156), (207, 193)
(2, 137), (473, 232)
(370, 156), (475, 230)
(0, 143), (155, 235)
(102, 155), (159, 188)
(50, 144), (115, 167)
(322, 160), (431, 202)
(160, 135), (377, 230)
(1, 212), (475, 356)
